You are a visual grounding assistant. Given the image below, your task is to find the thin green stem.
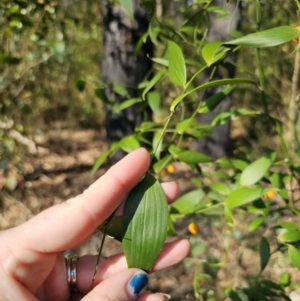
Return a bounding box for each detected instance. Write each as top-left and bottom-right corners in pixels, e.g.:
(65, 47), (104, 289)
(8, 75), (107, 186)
(91, 232), (106, 290)
(152, 113), (173, 161)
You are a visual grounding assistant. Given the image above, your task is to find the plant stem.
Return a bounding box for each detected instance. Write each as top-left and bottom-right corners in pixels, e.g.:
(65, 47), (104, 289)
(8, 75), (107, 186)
(289, 44), (300, 150)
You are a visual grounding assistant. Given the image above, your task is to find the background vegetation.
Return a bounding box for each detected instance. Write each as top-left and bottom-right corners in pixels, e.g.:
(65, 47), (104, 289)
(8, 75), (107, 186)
(2, 0), (300, 300)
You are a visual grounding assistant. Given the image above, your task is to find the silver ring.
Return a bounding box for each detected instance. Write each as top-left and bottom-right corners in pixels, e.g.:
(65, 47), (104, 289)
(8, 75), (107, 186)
(65, 255), (80, 293)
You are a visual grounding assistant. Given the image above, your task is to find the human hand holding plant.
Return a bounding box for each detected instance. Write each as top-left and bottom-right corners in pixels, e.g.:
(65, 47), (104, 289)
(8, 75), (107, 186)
(0, 148), (190, 301)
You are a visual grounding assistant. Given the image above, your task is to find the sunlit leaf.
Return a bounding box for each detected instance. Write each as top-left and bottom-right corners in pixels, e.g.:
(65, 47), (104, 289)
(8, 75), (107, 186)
(153, 131), (163, 160)
(175, 150), (211, 164)
(279, 229), (300, 243)
(91, 150), (111, 176)
(212, 109), (261, 126)
(118, 0), (134, 19)
(225, 187), (274, 209)
(168, 41), (186, 87)
(147, 91), (161, 115)
(153, 155), (173, 173)
(119, 136), (140, 153)
(248, 216), (266, 231)
(142, 70), (165, 99)
(123, 173), (169, 271)
(240, 157), (272, 186)
(225, 26), (300, 48)
(151, 57), (169, 67)
(210, 182), (231, 195)
(202, 41), (227, 66)
(172, 188), (205, 214)
(113, 98), (142, 113)
(170, 79), (257, 112)
(288, 245), (300, 270)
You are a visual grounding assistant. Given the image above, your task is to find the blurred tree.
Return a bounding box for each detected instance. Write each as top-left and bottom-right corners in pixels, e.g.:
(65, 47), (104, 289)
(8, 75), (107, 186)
(101, 0), (153, 162)
(190, 0), (242, 159)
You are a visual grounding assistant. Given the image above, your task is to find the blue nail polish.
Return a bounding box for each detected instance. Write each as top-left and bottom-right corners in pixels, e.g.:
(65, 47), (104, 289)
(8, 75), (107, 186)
(127, 272), (148, 296)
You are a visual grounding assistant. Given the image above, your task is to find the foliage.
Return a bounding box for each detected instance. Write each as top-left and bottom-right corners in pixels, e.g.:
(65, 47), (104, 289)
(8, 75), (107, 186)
(94, 0), (300, 300)
(0, 0), (102, 182)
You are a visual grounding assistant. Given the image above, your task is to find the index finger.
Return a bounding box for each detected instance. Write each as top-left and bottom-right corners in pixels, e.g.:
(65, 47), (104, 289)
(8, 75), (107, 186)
(19, 148), (151, 253)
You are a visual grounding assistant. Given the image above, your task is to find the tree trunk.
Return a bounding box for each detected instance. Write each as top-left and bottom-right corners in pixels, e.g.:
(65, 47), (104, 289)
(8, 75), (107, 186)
(101, 0), (153, 161)
(191, 0), (242, 159)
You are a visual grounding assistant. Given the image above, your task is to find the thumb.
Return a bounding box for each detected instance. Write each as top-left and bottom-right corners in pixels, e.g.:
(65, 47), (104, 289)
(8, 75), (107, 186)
(82, 269), (151, 301)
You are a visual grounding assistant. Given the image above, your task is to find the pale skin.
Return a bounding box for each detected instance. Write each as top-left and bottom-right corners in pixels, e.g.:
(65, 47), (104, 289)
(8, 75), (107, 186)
(0, 148), (191, 301)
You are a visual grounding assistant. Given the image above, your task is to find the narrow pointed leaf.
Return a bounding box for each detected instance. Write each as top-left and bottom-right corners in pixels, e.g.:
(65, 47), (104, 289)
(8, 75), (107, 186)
(168, 41), (186, 87)
(225, 187), (275, 209)
(119, 0), (134, 19)
(224, 26), (300, 48)
(113, 98), (142, 113)
(142, 70), (165, 99)
(288, 245), (300, 270)
(91, 150), (111, 176)
(170, 78), (257, 112)
(119, 136), (140, 153)
(202, 41), (227, 66)
(175, 150), (211, 164)
(240, 157), (272, 186)
(122, 173), (169, 271)
(172, 188), (205, 214)
(198, 85), (235, 113)
(259, 237), (270, 272)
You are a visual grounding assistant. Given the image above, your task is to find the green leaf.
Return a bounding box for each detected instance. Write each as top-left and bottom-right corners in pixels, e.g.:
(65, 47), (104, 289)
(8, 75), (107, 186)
(102, 216), (123, 241)
(113, 84), (129, 97)
(91, 150), (111, 176)
(119, 136), (140, 153)
(240, 157), (272, 186)
(147, 91), (161, 115)
(202, 41), (227, 66)
(279, 229), (300, 243)
(170, 79), (257, 112)
(153, 155), (173, 173)
(224, 26), (300, 48)
(279, 222), (298, 230)
(198, 86), (235, 113)
(142, 70), (165, 99)
(153, 131), (163, 160)
(212, 109), (261, 126)
(231, 159), (249, 171)
(248, 216), (266, 231)
(122, 173), (169, 271)
(259, 237), (270, 272)
(288, 245), (300, 270)
(225, 187), (274, 209)
(217, 158), (235, 169)
(76, 79), (86, 92)
(113, 98), (142, 113)
(118, 0), (134, 19)
(175, 150), (212, 164)
(210, 182), (231, 195)
(168, 41), (186, 87)
(172, 188), (205, 214)
(151, 57), (169, 67)
(95, 88), (112, 105)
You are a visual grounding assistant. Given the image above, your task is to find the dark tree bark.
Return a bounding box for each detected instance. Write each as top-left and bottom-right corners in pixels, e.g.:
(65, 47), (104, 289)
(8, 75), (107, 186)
(101, 0), (153, 161)
(191, 0), (242, 159)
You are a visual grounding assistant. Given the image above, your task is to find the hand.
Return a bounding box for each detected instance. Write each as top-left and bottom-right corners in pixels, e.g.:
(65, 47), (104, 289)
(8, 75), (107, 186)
(0, 148), (190, 301)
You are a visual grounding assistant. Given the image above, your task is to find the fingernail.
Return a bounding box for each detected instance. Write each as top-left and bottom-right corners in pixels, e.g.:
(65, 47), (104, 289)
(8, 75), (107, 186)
(127, 271), (148, 297)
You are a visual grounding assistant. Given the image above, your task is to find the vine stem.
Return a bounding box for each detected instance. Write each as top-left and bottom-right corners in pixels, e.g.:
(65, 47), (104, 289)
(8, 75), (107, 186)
(91, 231), (107, 290)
